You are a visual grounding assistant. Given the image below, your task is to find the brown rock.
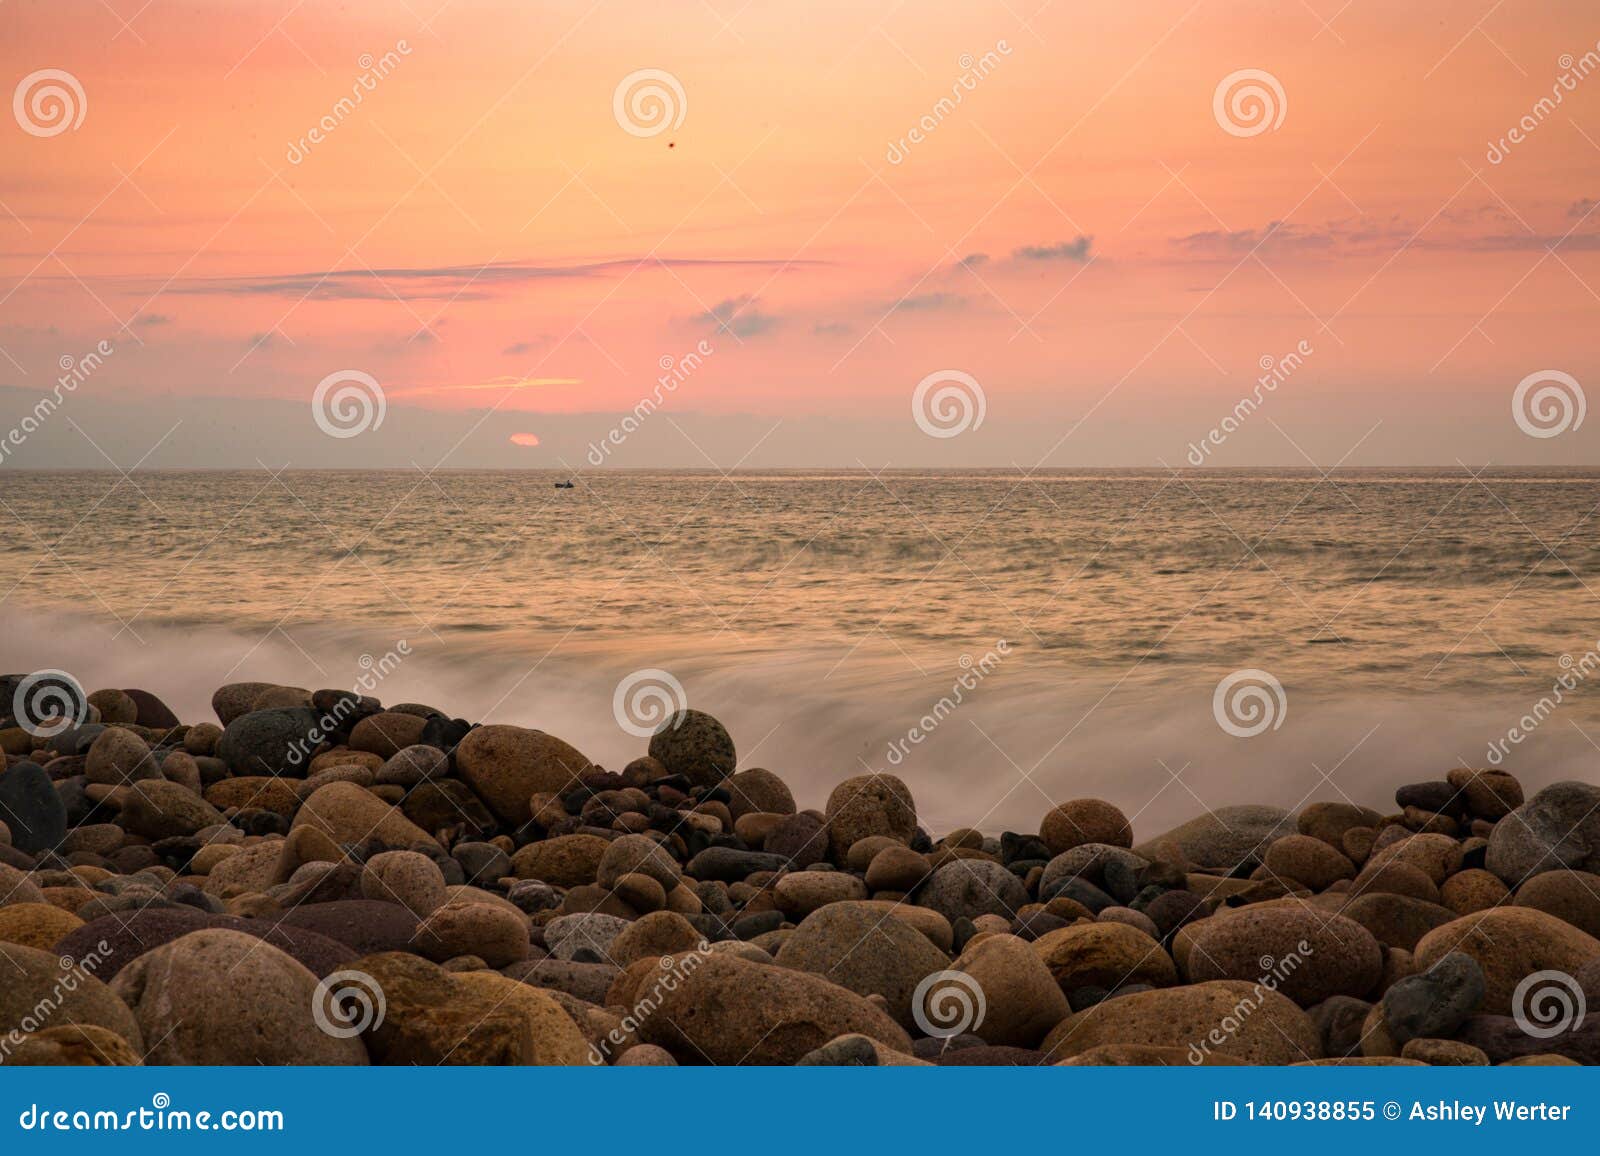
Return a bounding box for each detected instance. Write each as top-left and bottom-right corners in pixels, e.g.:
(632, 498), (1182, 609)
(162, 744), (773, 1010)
(951, 932), (1070, 1046)
(348, 711), (429, 758)
(1263, 834), (1356, 890)
(354, 951), (591, 1064)
(724, 767), (796, 819)
(1515, 869), (1600, 937)
(629, 951), (913, 1065)
(774, 901), (950, 1030)
(292, 781), (436, 849)
(206, 776), (302, 817)
(3, 1024), (141, 1066)
(456, 725), (595, 824)
(412, 901), (529, 968)
(0, 902), (83, 950)
(1340, 893), (1458, 951)
(1184, 901), (1383, 1004)
(609, 910), (706, 966)
(512, 834), (610, 888)
(1032, 921), (1177, 994)
(85, 728), (159, 786)
(823, 774), (917, 861)
(1413, 907), (1600, 1015)
(1446, 767), (1523, 820)
(1040, 799), (1133, 856)
(1042, 980), (1321, 1065)
(1441, 868), (1509, 915)
(114, 780), (226, 839)
(1401, 1037), (1488, 1065)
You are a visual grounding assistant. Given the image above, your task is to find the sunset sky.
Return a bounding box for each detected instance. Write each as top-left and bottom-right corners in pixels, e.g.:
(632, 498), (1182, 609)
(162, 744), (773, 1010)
(4, 0), (1600, 467)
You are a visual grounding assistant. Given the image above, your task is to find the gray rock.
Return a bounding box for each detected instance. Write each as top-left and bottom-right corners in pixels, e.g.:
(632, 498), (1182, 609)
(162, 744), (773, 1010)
(685, 846), (788, 881)
(544, 912), (630, 962)
(216, 707), (325, 777)
(453, 841), (512, 886)
(916, 859), (1029, 923)
(1486, 781), (1600, 883)
(0, 761), (67, 854)
(1379, 951), (1485, 1044)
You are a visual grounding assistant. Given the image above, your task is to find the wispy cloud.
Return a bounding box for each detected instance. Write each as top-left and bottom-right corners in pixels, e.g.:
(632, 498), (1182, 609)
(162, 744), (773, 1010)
(167, 256), (821, 301)
(889, 291), (967, 313)
(697, 294), (780, 337)
(1012, 236), (1093, 262)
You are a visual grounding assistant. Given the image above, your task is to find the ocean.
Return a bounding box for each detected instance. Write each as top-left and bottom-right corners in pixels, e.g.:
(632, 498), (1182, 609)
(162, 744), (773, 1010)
(3, 467), (1598, 836)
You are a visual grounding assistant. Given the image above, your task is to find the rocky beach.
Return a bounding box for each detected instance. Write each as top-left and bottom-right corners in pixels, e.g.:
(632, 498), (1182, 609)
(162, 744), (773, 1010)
(2, 673), (1598, 1067)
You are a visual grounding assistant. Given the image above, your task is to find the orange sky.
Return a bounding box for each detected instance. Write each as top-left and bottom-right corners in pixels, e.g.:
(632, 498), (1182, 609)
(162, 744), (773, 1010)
(4, 0), (1600, 465)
